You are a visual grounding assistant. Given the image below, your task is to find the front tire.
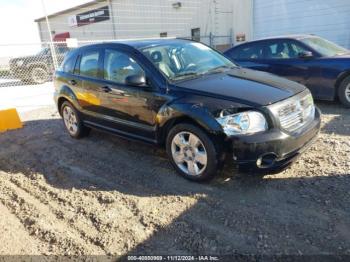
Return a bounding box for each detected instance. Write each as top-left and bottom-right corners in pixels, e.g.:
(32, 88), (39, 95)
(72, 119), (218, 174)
(61, 101), (90, 139)
(166, 123), (221, 182)
(338, 76), (350, 108)
(30, 67), (49, 84)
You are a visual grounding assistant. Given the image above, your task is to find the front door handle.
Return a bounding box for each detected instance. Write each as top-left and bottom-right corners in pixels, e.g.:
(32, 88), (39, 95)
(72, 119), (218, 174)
(69, 79), (77, 85)
(100, 86), (112, 93)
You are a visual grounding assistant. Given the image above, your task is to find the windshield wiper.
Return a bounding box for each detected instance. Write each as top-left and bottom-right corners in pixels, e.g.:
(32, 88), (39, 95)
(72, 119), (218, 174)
(203, 65), (234, 75)
(171, 71), (202, 80)
(171, 65), (234, 81)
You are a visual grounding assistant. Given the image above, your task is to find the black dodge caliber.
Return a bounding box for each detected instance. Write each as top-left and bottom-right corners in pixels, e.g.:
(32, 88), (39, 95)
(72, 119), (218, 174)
(54, 39), (321, 181)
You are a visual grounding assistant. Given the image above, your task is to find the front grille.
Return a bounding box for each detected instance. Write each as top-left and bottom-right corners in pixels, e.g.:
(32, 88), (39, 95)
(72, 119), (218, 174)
(268, 90), (315, 133)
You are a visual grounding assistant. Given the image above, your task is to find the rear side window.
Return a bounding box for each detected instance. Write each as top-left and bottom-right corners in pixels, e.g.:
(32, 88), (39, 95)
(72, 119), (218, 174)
(80, 51), (100, 78)
(229, 44), (263, 60)
(61, 53), (77, 74)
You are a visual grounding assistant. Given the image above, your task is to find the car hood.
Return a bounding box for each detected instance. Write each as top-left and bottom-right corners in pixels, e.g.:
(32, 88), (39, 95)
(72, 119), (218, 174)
(10, 55), (43, 63)
(175, 67), (306, 106)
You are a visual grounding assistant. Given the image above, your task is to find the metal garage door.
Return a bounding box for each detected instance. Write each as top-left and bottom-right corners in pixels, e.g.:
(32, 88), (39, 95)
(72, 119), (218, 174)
(253, 0), (350, 49)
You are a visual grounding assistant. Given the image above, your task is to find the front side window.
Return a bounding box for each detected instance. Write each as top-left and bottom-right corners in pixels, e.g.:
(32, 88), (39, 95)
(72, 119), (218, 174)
(300, 36), (348, 57)
(263, 40), (308, 59)
(141, 42), (235, 81)
(104, 49), (145, 84)
(264, 41), (290, 59)
(80, 51), (100, 78)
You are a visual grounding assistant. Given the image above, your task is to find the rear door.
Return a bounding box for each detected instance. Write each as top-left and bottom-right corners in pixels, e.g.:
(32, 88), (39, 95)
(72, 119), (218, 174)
(74, 48), (105, 115)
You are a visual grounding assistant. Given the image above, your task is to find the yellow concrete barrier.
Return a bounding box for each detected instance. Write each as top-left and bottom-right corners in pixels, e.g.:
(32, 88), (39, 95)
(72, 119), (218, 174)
(0, 109), (23, 132)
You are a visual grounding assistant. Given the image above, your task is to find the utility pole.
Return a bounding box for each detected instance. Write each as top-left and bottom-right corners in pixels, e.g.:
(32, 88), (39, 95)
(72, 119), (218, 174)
(108, 0), (117, 39)
(41, 0), (58, 70)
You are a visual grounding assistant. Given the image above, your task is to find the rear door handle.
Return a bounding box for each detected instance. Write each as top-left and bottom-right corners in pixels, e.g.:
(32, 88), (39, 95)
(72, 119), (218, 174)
(100, 86), (112, 93)
(69, 79), (77, 85)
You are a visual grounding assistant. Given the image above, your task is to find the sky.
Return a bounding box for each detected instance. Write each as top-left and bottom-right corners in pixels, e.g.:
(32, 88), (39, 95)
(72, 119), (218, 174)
(0, 0), (91, 56)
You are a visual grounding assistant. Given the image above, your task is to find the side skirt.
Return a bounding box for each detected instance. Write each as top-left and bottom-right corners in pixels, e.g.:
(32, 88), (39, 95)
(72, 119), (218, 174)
(83, 120), (158, 145)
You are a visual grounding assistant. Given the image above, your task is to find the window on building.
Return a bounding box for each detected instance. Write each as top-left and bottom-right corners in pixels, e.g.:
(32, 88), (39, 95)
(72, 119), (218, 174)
(80, 51), (100, 78)
(104, 49), (145, 84)
(191, 28), (200, 42)
(160, 32), (168, 38)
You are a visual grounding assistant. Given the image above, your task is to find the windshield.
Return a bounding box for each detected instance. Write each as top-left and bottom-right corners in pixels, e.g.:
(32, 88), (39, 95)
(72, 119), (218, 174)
(301, 37), (348, 57)
(141, 42), (236, 81)
(37, 48), (49, 56)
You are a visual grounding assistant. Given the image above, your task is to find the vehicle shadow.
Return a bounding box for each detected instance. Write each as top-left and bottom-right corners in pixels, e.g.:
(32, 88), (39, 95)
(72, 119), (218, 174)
(0, 110), (349, 256)
(316, 101), (349, 136)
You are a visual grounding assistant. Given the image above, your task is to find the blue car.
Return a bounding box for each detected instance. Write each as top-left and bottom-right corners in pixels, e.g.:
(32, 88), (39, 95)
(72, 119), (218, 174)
(224, 35), (350, 107)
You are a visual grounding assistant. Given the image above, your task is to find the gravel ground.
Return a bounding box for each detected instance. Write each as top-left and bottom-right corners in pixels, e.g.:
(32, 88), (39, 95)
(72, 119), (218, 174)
(0, 102), (349, 258)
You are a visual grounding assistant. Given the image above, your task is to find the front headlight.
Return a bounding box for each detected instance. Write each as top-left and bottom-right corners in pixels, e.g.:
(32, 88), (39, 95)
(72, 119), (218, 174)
(216, 111), (268, 136)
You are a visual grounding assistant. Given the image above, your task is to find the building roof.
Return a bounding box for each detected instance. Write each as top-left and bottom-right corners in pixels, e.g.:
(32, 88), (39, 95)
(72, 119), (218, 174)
(35, 0), (106, 22)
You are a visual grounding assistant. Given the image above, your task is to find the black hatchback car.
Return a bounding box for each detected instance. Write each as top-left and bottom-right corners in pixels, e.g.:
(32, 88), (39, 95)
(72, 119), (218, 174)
(54, 39), (321, 181)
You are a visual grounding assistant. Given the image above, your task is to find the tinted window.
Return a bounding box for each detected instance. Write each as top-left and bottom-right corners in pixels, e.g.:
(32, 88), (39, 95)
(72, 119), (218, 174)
(104, 49), (144, 84)
(62, 53), (77, 74)
(57, 46), (70, 55)
(264, 40), (309, 59)
(229, 43), (264, 60)
(80, 51), (100, 78)
(289, 42), (309, 58)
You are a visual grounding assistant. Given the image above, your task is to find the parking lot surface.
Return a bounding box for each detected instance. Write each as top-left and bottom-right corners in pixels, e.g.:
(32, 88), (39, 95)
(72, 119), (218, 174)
(0, 99), (349, 256)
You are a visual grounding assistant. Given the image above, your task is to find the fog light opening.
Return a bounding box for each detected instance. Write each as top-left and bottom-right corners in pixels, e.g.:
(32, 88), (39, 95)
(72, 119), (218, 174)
(257, 153), (278, 168)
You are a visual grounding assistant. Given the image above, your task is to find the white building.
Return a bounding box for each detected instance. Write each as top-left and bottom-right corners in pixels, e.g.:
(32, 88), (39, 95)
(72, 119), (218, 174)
(36, 0), (350, 50)
(35, 0), (253, 50)
(253, 0), (350, 49)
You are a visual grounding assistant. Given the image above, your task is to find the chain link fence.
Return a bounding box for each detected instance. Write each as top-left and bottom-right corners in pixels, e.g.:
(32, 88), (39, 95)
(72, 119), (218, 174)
(0, 35), (233, 88)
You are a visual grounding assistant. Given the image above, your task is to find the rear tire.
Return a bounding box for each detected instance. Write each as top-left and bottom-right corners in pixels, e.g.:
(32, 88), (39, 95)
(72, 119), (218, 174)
(338, 76), (350, 108)
(166, 123), (221, 182)
(61, 101), (90, 139)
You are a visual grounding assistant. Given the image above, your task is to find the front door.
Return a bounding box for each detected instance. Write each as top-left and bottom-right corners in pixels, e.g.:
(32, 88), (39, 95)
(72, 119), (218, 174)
(97, 48), (163, 141)
(260, 40), (321, 97)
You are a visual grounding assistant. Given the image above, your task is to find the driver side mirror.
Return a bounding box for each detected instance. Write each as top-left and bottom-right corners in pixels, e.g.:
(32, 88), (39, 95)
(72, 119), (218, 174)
(299, 51), (314, 59)
(125, 74), (147, 86)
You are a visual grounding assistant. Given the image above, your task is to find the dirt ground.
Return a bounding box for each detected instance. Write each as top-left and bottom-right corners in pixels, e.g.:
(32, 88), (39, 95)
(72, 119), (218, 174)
(0, 101), (349, 257)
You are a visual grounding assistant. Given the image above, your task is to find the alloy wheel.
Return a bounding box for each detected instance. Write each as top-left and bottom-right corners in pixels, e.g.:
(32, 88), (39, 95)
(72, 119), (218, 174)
(345, 83), (350, 102)
(31, 68), (48, 84)
(171, 131), (208, 176)
(63, 105), (78, 136)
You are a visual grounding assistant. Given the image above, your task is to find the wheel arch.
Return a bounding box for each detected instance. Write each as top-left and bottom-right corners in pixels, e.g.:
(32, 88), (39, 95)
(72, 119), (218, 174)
(27, 62), (50, 72)
(335, 70), (350, 99)
(57, 86), (80, 116)
(156, 103), (225, 145)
